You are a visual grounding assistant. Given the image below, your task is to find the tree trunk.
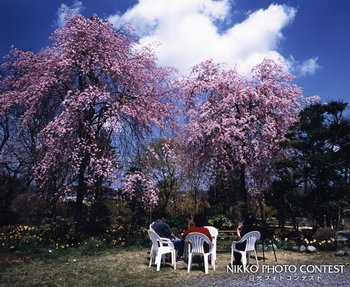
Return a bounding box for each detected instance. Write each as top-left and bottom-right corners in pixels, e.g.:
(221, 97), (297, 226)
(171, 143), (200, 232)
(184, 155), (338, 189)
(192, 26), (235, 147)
(74, 154), (89, 241)
(258, 199), (265, 222)
(239, 165), (248, 214)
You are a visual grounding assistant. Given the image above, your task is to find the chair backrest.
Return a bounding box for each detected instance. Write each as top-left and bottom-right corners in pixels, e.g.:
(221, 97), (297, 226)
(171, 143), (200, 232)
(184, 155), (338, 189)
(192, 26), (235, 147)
(185, 232), (211, 254)
(148, 229), (163, 251)
(241, 231), (261, 252)
(205, 226), (219, 238)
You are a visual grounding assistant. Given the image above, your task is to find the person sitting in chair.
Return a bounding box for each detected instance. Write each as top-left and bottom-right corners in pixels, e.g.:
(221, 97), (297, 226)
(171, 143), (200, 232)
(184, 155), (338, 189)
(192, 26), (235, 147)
(233, 213), (256, 265)
(151, 210), (184, 260)
(182, 214), (212, 252)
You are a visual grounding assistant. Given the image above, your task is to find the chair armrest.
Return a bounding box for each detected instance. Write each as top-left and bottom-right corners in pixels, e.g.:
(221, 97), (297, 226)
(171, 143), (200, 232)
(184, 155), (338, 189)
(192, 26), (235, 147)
(233, 236), (246, 244)
(160, 237), (174, 247)
(231, 238), (245, 247)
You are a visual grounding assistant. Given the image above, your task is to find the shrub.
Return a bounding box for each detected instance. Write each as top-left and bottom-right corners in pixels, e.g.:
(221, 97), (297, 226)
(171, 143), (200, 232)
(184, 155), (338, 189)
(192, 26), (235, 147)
(313, 227), (337, 251)
(166, 214), (190, 235)
(86, 200), (111, 236)
(10, 193), (46, 225)
(79, 236), (108, 255)
(0, 175), (25, 225)
(0, 225), (47, 253)
(313, 227), (336, 241)
(40, 217), (78, 244)
(103, 225), (127, 247)
(208, 214), (233, 230)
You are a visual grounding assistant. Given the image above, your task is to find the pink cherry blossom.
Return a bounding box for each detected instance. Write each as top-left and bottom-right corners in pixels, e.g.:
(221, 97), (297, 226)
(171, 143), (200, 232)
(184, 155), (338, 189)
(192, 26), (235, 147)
(180, 59), (319, 196)
(122, 171), (159, 207)
(0, 13), (176, 210)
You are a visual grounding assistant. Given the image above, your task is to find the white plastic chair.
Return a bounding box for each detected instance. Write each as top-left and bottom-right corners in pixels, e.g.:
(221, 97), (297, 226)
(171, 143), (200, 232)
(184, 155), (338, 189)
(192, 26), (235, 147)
(231, 231), (261, 268)
(148, 222), (174, 258)
(185, 232), (215, 274)
(148, 229), (176, 271)
(205, 226), (218, 264)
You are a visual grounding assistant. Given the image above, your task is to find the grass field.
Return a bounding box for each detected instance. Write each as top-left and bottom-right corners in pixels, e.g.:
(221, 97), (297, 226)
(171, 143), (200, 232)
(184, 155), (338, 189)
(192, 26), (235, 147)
(1, 247), (350, 287)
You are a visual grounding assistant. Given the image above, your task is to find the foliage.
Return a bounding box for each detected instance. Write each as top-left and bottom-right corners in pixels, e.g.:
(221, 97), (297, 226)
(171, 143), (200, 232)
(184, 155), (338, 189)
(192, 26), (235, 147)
(180, 59), (317, 217)
(275, 101), (350, 228)
(143, 139), (181, 210)
(265, 162), (305, 229)
(313, 227), (336, 242)
(86, 200), (111, 236)
(207, 214), (233, 230)
(79, 236), (109, 256)
(1, 12), (349, 244)
(10, 193), (47, 225)
(165, 195), (210, 220)
(272, 236), (293, 250)
(122, 171), (158, 207)
(40, 217), (81, 245)
(0, 13), (177, 233)
(301, 228), (337, 252)
(103, 225), (127, 247)
(0, 225), (47, 253)
(207, 172), (243, 218)
(165, 213), (190, 235)
(0, 175), (25, 225)
(0, 223), (130, 253)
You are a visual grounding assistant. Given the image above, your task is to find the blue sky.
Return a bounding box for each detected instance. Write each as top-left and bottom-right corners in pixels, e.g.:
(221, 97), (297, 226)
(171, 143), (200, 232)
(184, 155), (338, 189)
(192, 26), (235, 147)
(1, 0), (349, 107)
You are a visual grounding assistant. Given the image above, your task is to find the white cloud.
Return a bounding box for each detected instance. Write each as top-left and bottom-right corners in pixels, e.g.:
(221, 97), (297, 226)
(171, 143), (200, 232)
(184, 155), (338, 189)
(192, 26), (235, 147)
(287, 56), (321, 77)
(108, 0), (317, 77)
(299, 57), (320, 77)
(56, 0), (84, 27)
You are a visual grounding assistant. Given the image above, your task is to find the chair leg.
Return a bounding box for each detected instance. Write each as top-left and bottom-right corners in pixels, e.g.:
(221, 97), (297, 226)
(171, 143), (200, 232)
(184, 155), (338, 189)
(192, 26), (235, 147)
(149, 254), (153, 267)
(254, 250), (259, 266)
(204, 254), (208, 274)
(172, 250), (176, 270)
(187, 254), (192, 272)
(241, 252), (247, 268)
(211, 256), (215, 271)
(156, 254), (161, 271)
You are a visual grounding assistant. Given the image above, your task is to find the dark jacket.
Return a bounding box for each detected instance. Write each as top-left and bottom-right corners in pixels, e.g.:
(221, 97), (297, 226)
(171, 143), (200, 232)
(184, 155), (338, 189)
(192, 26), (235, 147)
(151, 219), (172, 239)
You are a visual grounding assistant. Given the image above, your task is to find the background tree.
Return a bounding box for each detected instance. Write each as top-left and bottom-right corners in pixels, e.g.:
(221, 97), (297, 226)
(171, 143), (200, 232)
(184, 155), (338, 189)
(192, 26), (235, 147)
(0, 13), (177, 235)
(142, 139), (181, 211)
(272, 101), (350, 228)
(265, 159), (304, 230)
(180, 59), (316, 218)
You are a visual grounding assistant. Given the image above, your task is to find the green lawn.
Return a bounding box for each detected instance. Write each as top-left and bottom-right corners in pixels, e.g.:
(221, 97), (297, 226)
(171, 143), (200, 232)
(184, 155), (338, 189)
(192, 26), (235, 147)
(1, 248), (349, 287)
